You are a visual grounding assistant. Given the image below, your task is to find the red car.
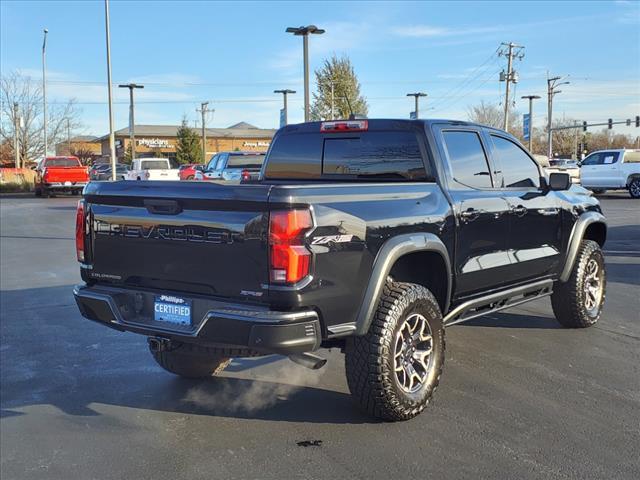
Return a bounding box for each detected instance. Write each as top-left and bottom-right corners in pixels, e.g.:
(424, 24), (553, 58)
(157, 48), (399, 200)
(35, 156), (89, 197)
(178, 164), (205, 180)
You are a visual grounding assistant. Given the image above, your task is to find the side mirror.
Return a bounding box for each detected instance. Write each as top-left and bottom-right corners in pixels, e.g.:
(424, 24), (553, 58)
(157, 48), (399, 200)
(548, 172), (571, 191)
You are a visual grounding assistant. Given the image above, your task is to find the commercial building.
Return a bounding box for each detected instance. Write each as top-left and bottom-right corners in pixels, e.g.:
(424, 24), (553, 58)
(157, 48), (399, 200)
(98, 122), (276, 163)
(54, 136), (103, 158)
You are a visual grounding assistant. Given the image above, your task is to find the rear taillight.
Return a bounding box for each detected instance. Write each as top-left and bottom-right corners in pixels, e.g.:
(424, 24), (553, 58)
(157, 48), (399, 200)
(269, 209), (313, 284)
(320, 120), (368, 132)
(241, 169), (251, 182)
(75, 200), (85, 262)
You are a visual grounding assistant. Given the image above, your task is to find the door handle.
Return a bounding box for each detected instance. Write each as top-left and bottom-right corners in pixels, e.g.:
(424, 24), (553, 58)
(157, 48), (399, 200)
(511, 205), (527, 217)
(538, 208), (559, 216)
(460, 208), (481, 222)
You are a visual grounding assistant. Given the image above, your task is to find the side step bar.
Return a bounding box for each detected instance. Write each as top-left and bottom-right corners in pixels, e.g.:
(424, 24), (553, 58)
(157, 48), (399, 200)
(443, 279), (554, 327)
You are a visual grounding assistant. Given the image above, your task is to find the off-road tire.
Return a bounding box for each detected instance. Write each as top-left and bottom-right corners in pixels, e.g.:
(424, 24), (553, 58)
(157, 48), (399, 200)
(150, 342), (231, 379)
(628, 178), (640, 199)
(345, 281), (445, 421)
(551, 240), (606, 328)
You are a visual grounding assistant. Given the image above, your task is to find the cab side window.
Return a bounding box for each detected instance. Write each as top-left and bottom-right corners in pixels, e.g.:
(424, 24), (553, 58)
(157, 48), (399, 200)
(442, 131), (493, 189)
(491, 135), (540, 188)
(581, 153), (602, 166)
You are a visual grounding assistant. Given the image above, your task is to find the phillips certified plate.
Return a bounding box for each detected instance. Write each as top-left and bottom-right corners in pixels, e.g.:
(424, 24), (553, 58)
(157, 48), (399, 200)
(153, 295), (192, 326)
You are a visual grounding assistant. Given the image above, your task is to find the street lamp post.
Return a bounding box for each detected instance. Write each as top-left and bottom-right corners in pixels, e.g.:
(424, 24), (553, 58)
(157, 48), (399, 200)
(42, 29), (48, 159)
(521, 94), (540, 152)
(546, 76), (569, 159)
(274, 89), (296, 126)
(104, 0), (117, 180)
(286, 25), (325, 122)
(118, 83), (144, 161)
(406, 92), (427, 119)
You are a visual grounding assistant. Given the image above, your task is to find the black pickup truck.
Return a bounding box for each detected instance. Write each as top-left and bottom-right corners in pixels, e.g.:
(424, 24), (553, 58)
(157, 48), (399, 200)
(74, 119), (607, 421)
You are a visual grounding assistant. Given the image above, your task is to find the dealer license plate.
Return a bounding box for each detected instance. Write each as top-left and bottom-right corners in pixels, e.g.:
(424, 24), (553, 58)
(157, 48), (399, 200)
(154, 295), (191, 326)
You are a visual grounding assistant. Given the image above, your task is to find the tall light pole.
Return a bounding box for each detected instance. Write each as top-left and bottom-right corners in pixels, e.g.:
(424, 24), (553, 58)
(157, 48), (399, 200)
(274, 89), (295, 126)
(286, 25), (325, 122)
(42, 28), (48, 159)
(521, 94), (540, 152)
(14, 102), (20, 168)
(197, 102), (211, 162)
(498, 42), (524, 132)
(104, 0), (117, 180)
(406, 92), (427, 119)
(118, 83), (144, 161)
(547, 75), (569, 159)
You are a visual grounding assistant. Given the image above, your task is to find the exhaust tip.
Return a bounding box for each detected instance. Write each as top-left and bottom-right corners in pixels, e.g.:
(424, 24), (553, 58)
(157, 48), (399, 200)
(288, 352), (327, 370)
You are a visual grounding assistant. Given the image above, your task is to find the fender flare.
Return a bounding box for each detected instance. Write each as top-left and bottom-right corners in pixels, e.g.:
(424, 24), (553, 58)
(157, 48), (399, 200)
(354, 233), (452, 335)
(560, 211), (607, 282)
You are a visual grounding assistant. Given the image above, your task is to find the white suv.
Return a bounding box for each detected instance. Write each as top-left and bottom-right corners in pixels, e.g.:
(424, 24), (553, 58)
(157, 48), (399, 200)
(579, 149), (640, 198)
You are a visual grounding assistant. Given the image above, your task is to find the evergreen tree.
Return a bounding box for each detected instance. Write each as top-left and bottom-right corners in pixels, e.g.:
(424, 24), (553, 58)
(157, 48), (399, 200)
(175, 118), (203, 164)
(310, 55), (369, 121)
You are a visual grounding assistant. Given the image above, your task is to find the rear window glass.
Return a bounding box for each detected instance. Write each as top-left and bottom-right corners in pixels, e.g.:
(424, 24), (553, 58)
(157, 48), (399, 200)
(227, 154), (265, 169)
(140, 160), (168, 170)
(265, 131), (429, 180)
(45, 158), (80, 167)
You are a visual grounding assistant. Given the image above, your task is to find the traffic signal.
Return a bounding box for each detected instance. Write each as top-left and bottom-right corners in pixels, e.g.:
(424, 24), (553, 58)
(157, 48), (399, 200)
(583, 121), (587, 132)
(636, 116), (639, 128)
(627, 119), (631, 126)
(608, 118), (613, 129)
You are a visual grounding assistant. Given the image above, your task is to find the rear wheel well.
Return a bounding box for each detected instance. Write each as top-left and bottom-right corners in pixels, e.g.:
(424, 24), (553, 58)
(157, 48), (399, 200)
(584, 222), (606, 247)
(388, 251), (449, 313)
(627, 174), (640, 186)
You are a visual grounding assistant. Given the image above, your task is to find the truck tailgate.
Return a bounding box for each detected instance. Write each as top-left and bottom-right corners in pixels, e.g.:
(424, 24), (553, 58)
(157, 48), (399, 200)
(83, 181), (272, 300)
(45, 167), (88, 182)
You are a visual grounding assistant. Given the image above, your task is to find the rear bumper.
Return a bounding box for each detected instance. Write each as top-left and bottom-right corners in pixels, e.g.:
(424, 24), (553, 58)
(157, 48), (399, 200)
(44, 182), (87, 189)
(73, 284), (322, 355)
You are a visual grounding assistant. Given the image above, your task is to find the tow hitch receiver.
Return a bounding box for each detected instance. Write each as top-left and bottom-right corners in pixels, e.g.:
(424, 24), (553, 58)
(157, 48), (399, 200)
(148, 337), (172, 353)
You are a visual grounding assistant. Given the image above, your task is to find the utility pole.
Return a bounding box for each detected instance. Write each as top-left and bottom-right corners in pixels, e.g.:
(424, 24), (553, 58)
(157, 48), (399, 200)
(406, 92), (427, 119)
(546, 75), (570, 159)
(286, 25), (325, 122)
(118, 83), (144, 161)
(274, 89), (296, 126)
(197, 102), (211, 162)
(42, 28), (48, 159)
(67, 118), (71, 155)
(498, 42), (524, 132)
(573, 120), (579, 160)
(330, 81), (335, 120)
(13, 102), (20, 168)
(104, 0), (117, 180)
(521, 95), (540, 152)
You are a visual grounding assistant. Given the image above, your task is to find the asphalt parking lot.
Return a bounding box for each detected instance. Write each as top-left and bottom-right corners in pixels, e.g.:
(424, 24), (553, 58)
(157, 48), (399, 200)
(1, 193), (639, 480)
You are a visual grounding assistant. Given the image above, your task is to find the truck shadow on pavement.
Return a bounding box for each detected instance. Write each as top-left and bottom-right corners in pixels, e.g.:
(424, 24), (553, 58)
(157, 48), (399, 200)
(0, 285), (374, 425)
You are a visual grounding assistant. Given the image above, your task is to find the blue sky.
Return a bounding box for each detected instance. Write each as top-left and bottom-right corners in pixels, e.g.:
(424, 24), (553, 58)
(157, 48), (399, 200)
(1, 0), (639, 137)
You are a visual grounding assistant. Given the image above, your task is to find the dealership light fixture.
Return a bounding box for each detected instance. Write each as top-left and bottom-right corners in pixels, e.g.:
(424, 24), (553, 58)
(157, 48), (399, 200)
(286, 25), (325, 122)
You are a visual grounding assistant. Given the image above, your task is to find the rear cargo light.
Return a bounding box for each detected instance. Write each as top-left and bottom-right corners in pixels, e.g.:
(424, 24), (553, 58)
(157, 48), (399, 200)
(75, 200), (85, 262)
(269, 209), (313, 284)
(241, 169), (251, 182)
(320, 120), (368, 132)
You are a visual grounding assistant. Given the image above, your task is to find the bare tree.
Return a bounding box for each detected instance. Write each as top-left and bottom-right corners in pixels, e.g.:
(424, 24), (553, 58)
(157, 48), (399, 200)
(1, 71), (83, 165)
(70, 145), (99, 166)
(467, 100), (522, 136)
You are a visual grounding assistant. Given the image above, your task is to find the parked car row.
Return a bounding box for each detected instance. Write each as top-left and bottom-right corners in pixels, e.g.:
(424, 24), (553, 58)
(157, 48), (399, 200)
(533, 149), (640, 198)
